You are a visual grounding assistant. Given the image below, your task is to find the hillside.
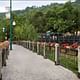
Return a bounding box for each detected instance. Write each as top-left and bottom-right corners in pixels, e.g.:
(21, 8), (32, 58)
(0, 1), (80, 41)
(0, 0), (80, 16)
(0, 0), (80, 18)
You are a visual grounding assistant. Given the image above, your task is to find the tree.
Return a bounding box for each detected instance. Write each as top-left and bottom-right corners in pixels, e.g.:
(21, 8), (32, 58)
(31, 11), (46, 33)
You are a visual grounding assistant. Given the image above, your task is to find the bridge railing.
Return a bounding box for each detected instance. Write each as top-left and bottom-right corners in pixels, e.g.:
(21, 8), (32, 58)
(13, 41), (80, 78)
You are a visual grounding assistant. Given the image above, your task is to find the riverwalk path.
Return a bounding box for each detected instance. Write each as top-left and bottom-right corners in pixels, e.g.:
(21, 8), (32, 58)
(2, 44), (80, 80)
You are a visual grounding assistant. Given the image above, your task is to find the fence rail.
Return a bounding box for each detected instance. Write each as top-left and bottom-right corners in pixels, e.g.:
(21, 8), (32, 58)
(13, 41), (80, 77)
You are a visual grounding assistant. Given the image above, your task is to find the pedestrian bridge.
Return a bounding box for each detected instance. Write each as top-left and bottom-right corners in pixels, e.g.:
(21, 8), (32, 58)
(2, 44), (79, 80)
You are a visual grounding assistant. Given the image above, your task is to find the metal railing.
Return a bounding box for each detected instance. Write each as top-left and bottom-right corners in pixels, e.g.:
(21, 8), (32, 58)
(13, 41), (80, 77)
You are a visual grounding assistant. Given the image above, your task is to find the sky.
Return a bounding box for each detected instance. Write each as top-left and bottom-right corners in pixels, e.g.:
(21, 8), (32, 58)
(0, 0), (76, 13)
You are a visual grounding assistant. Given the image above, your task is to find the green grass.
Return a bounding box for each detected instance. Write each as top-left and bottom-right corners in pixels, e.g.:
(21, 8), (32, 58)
(45, 47), (55, 61)
(45, 47), (78, 74)
(60, 53), (78, 74)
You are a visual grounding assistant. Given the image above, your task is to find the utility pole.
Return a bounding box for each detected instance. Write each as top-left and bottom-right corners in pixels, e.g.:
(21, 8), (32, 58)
(10, 0), (12, 50)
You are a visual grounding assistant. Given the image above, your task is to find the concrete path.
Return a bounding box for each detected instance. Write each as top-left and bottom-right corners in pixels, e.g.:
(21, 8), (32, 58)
(2, 45), (80, 80)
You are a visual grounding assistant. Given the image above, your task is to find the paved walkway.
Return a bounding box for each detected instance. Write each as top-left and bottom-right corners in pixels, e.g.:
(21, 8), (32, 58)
(2, 45), (80, 80)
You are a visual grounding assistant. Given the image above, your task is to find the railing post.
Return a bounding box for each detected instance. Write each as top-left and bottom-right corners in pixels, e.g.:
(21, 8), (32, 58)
(29, 41), (30, 49)
(27, 41), (28, 49)
(55, 43), (60, 65)
(43, 42), (46, 58)
(30, 42), (32, 50)
(30, 41), (32, 50)
(28, 41), (29, 49)
(23, 41), (25, 48)
(78, 46), (80, 78)
(32, 41), (34, 52)
(37, 42), (39, 54)
(29, 41), (30, 50)
(30, 41), (31, 50)
(26, 41), (27, 48)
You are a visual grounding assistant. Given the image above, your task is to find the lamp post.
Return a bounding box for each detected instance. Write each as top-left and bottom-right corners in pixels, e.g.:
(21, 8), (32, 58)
(6, 0), (15, 50)
(2, 27), (5, 33)
(10, 0), (12, 50)
(13, 21), (16, 26)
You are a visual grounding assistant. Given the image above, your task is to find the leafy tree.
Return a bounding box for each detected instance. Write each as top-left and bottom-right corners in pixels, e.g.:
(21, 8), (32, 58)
(0, 1), (80, 41)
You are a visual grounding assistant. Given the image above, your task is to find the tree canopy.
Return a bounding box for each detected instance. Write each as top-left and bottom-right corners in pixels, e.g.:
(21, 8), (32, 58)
(0, 1), (80, 41)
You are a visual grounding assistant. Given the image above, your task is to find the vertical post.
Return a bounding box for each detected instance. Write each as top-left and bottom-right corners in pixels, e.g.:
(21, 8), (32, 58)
(30, 42), (32, 50)
(27, 41), (29, 49)
(26, 41), (28, 48)
(31, 42), (32, 50)
(29, 41), (30, 49)
(43, 42), (46, 58)
(30, 41), (31, 50)
(32, 41), (34, 52)
(37, 42), (39, 54)
(10, 0), (13, 50)
(28, 41), (30, 49)
(55, 43), (60, 65)
(78, 46), (80, 78)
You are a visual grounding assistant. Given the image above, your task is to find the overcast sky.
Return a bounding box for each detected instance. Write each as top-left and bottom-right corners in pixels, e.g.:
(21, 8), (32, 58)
(0, 0), (76, 13)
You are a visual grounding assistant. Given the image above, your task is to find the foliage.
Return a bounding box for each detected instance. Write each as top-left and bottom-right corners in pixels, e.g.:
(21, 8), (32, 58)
(0, 1), (80, 41)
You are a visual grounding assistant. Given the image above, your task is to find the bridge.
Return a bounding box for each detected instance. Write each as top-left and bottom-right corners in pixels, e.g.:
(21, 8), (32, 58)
(2, 44), (79, 80)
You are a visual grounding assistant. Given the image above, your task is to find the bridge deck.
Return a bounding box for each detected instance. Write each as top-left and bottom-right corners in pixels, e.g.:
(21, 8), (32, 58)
(2, 44), (79, 80)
